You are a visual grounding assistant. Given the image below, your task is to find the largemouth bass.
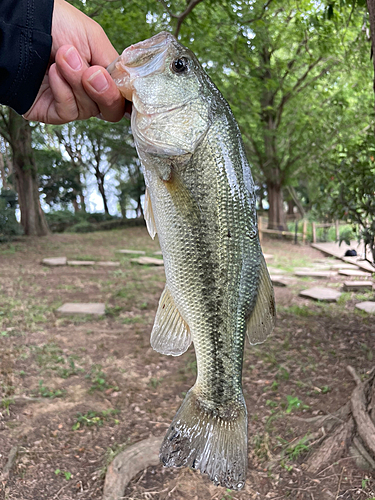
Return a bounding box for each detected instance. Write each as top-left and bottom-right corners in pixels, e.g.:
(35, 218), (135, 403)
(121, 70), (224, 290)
(108, 32), (275, 490)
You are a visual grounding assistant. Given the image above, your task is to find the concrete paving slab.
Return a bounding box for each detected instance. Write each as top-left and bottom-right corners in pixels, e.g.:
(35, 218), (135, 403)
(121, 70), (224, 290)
(42, 257), (67, 266)
(356, 301), (375, 314)
(267, 267), (285, 274)
(96, 261), (120, 267)
(294, 267), (331, 272)
(338, 269), (372, 277)
(270, 275), (288, 287)
(331, 263), (359, 270)
(300, 287), (342, 302)
(131, 257), (164, 266)
(263, 254), (274, 260)
(343, 281), (373, 292)
(294, 271), (337, 278)
(67, 260), (95, 266)
(117, 249), (146, 255)
(56, 303), (105, 316)
(343, 258), (375, 273)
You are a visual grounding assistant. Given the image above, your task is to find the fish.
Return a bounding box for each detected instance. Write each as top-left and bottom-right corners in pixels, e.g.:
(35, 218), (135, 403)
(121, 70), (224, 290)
(108, 31), (276, 490)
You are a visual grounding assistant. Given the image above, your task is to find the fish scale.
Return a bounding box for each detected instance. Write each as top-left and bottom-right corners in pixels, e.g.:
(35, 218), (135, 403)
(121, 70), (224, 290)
(109, 30), (275, 490)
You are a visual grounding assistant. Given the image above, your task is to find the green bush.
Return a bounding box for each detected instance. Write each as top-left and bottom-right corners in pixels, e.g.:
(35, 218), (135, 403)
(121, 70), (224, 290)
(0, 189), (23, 242)
(66, 221), (96, 233)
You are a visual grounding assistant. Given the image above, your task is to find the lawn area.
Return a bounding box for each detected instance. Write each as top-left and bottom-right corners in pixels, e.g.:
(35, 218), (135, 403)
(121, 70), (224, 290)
(0, 228), (374, 500)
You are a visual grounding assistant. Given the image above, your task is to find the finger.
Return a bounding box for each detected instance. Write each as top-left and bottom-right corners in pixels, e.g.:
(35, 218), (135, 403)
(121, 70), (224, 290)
(48, 63), (81, 123)
(82, 66), (126, 122)
(88, 24), (119, 67)
(55, 45), (99, 120)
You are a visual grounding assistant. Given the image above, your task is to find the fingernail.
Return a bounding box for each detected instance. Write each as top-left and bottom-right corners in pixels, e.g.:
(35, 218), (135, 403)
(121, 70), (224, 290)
(87, 70), (109, 93)
(65, 47), (82, 70)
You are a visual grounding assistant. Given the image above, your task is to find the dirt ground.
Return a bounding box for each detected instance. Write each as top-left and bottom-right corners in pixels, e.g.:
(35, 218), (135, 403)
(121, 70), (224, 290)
(0, 228), (374, 500)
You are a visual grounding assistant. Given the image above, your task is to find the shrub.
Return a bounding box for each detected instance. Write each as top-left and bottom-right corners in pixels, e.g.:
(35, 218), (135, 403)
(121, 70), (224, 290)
(66, 221), (96, 233)
(0, 189), (23, 241)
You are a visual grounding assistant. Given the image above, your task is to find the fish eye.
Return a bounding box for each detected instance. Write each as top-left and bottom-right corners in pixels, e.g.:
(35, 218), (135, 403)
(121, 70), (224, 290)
(171, 57), (189, 74)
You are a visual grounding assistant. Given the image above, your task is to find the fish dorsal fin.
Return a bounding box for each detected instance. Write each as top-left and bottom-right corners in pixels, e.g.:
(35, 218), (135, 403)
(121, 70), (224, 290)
(144, 188), (157, 239)
(151, 285), (192, 356)
(246, 254), (276, 345)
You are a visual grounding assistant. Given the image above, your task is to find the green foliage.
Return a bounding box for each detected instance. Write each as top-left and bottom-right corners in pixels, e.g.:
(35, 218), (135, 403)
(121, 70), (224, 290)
(285, 395), (309, 413)
(67, 221), (97, 233)
(37, 380), (65, 399)
(0, 189), (23, 241)
(72, 409), (119, 430)
(284, 435), (311, 460)
(87, 364), (118, 393)
(54, 469), (72, 481)
(314, 130), (375, 264)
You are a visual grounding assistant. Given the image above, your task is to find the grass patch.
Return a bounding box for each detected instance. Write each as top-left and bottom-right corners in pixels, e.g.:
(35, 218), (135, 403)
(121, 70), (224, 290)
(72, 409), (119, 430)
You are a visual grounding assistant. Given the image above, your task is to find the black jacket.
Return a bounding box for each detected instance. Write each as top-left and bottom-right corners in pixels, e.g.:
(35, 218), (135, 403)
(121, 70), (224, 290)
(0, 0), (53, 114)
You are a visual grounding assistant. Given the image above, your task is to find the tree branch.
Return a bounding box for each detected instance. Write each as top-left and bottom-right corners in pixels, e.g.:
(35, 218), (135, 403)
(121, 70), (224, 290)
(243, 0), (275, 24)
(159, 0), (205, 37)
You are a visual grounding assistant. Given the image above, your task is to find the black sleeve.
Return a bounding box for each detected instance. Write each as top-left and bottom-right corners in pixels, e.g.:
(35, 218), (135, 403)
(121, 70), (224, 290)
(0, 0), (54, 114)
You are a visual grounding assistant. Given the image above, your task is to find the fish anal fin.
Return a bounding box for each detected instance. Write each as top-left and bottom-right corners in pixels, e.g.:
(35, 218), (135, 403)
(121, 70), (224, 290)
(144, 188), (157, 239)
(151, 286), (191, 356)
(246, 254), (276, 345)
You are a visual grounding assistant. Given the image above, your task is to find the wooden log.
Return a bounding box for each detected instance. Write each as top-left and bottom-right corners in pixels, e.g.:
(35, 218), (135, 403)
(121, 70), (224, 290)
(102, 436), (163, 500)
(312, 222), (316, 243)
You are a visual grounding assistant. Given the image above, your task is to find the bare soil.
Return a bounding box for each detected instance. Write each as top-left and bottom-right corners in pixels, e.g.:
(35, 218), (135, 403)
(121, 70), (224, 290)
(0, 229), (374, 500)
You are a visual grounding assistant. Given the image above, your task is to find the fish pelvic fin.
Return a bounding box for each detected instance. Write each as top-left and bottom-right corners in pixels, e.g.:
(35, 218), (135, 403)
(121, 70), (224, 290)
(160, 388), (248, 490)
(151, 285), (191, 356)
(246, 253), (276, 345)
(144, 188), (157, 239)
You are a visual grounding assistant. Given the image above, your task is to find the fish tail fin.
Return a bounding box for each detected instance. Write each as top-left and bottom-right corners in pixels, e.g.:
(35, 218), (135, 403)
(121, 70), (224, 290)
(160, 388), (247, 490)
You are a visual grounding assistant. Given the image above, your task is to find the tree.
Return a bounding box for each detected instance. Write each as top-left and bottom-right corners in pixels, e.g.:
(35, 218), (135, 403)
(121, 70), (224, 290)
(0, 108), (49, 236)
(150, 0), (368, 229)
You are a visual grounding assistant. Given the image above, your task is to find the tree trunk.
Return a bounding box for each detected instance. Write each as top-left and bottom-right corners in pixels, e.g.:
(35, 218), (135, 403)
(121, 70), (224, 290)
(8, 110), (49, 236)
(266, 181), (287, 230)
(0, 152), (8, 189)
(367, 0), (375, 125)
(95, 171), (109, 215)
(303, 366), (375, 474)
(72, 197), (80, 213)
(287, 199), (294, 216)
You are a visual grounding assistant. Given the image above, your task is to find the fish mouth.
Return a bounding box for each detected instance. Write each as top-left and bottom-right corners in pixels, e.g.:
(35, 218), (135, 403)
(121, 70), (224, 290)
(107, 32), (176, 101)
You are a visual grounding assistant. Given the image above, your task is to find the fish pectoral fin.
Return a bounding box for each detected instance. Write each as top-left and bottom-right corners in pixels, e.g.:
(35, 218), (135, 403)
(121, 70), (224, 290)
(151, 286), (191, 356)
(246, 254), (276, 345)
(144, 188), (157, 239)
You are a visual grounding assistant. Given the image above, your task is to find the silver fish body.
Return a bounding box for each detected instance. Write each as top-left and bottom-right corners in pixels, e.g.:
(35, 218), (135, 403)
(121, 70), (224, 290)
(109, 32), (275, 490)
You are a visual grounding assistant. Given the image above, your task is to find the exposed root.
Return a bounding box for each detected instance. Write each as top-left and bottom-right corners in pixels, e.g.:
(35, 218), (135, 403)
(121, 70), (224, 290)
(304, 365), (375, 474)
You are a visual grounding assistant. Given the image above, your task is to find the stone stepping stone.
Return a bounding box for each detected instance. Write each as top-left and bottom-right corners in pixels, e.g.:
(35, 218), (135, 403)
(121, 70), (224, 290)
(338, 269), (372, 278)
(131, 257), (164, 266)
(300, 287), (342, 302)
(294, 267), (331, 272)
(343, 281), (373, 292)
(56, 303), (105, 316)
(267, 267), (285, 274)
(116, 249), (146, 255)
(270, 275), (289, 287)
(342, 257), (374, 273)
(96, 261), (120, 267)
(153, 251), (163, 256)
(67, 260), (95, 266)
(294, 271), (337, 278)
(263, 254), (274, 261)
(42, 257), (67, 266)
(356, 301), (375, 314)
(331, 263), (359, 270)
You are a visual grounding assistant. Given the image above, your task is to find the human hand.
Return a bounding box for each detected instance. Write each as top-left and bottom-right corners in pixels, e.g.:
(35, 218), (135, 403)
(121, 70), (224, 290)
(23, 0), (130, 124)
